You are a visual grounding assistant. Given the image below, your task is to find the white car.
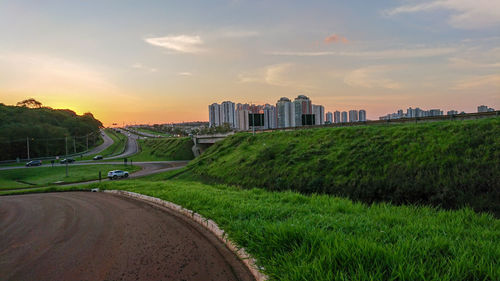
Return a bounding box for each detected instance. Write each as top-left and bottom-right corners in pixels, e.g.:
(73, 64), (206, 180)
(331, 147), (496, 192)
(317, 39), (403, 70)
(107, 170), (129, 179)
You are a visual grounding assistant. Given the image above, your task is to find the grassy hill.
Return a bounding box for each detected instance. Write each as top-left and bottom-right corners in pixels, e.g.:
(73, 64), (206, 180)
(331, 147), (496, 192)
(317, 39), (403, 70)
(188, 117), (500, 215)
(131, 137), (194, 161)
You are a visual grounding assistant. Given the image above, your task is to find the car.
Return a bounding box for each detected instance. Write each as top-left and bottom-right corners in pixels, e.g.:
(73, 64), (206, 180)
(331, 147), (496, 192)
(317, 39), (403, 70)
(25, 160), (42, 167)
(60, 158), (75, 164)
(107, 170), (129, 179)
(93, 155), (103, 160)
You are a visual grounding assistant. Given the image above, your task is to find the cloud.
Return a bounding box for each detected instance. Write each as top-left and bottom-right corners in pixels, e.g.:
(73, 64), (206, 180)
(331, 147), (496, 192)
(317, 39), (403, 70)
(238, 63), (314, 89)
(144, 35), (205, 54)
(324, 34), (348, 44)
(178, 72), (193, 76)
(132, 63), (157, 72)
(384, 0), (500, 29)
(452, 74), (500, 90)
(220, 30), (259, 38)
(448, 47), (500, 69)
(268, 47), (456, 59)
(0, 52), (117, 94)
(448, 57), (500, 68)
(344, 66), (401, 89)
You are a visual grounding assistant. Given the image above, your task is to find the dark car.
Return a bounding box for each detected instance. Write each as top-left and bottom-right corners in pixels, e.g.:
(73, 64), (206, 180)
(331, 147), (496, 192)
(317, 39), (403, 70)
(60, 158), (75, 164)
(93, 155), (103, 160)
(25, 160), (42, 167)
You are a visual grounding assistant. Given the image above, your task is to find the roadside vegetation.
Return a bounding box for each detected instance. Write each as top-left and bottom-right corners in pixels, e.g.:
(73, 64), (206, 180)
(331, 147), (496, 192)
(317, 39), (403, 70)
(99, 129), (127, 157)
(74, 174), (498, 281)
(134, 127), (172, 137)
(131, 137), (194, 161)
(0, 164), (140, 190)
(0, 100), (102, 161)
(188, 117), (500, 216)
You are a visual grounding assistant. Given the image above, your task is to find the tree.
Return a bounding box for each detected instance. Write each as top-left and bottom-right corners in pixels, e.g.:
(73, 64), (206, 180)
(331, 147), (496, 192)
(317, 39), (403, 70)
(16, 98), (43, 108)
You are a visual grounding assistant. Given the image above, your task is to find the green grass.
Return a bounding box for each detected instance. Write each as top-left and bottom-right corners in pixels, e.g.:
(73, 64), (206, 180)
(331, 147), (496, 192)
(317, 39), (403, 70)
(135, 127), (171, 137)
(130, 137), (194, 161)
(188, 117), (500, 216)
(0, 164), (141, 190)
(99, 129), (127, 157)
(68, 174), (498, 281)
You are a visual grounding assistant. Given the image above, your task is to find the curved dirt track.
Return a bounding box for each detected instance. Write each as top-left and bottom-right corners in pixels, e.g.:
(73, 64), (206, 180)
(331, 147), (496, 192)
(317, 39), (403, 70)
(0, 192), (254, 281)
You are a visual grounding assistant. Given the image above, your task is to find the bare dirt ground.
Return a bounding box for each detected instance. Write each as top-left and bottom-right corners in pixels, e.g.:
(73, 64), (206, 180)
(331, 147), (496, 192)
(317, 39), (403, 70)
(0, 192), (255, 281)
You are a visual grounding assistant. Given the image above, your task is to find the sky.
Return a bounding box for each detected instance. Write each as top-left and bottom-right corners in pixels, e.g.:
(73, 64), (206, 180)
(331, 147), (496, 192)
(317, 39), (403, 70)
(0, 0), (499, 126)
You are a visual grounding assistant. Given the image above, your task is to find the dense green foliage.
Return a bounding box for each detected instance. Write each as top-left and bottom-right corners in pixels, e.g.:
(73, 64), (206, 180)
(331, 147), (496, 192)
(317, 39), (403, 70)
(0, 103), (103, 160)
(189, 117), (500, 215)
(81, 176), (500, 281)
(0, 164), (141, 190)
(131, 138), (194, 161)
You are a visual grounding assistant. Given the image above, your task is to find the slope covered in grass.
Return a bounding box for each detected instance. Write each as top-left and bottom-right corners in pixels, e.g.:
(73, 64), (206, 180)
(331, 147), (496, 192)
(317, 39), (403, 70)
(131, 137), (194, 161)
(189, 117), (500, 215)
(83, 176), (499, 281)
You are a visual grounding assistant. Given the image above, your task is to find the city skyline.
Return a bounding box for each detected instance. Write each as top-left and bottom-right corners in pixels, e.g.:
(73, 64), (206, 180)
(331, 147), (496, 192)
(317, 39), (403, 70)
(1, 1), (499, 126)
(208, 94), (367, 130)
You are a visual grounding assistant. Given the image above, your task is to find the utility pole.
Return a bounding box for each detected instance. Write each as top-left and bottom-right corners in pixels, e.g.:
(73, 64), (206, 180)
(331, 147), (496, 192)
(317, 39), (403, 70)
(252, 113), (255, 136)
(73, 137), (76, 154)
(26, 137), (30, 160)
(65, 136), (68, 156)
(86, 134), (89, 151)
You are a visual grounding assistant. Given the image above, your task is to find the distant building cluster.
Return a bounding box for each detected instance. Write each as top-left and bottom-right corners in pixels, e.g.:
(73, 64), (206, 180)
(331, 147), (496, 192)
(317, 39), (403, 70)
(380, 107), (445, 120)
(477, 105), (495, 113)
(380, 105), (496, 120)
(208, 95), (367, 130)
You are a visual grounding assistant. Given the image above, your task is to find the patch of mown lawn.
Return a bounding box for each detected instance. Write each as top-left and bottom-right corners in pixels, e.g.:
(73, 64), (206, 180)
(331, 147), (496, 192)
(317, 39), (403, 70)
(0, 164), (141, 190)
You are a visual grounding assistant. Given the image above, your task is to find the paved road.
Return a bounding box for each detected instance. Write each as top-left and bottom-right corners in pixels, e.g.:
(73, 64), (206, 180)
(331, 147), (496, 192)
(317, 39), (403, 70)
(0, 192), (254, 281)
(83, 129), (114, 156)
(105, 129), (140, 160)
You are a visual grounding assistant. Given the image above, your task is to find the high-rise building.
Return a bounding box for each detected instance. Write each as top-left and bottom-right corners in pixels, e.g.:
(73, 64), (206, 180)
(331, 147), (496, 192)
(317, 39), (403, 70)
(208, 103), (221, 127)
(276, 97), (295, 128)
(263, 104), (277, 129)
(313, 105), (325, 125)
(341, 111), (348, 123)
(349, 110), (358, 122)
(220, 101), (236, 128)
(294, 95), (312, 126)
(478, 105), (495, 112)
(326, 112), (333, 123)
(236, 108), (249, 130)
(429, 109), (443, 117)
(358, 110), (367, 121)
(334, 111), (341, 123)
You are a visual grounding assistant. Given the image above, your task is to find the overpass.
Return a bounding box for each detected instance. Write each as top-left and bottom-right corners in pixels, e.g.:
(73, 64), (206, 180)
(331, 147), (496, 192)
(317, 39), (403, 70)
(191, 132), (234, 157)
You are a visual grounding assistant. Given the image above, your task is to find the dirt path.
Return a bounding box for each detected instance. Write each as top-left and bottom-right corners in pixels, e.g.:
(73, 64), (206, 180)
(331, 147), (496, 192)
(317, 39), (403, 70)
(0, 192), (255, 281)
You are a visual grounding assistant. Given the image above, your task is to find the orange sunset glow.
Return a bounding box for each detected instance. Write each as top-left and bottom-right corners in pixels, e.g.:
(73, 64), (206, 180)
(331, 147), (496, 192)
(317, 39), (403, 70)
(1, 1), (498, 126)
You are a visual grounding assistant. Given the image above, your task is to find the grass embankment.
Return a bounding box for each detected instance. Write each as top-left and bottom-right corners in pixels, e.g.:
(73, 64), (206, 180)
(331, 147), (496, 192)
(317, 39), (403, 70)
(135, 127), (171, 137)
(188, 117), (500, 215)
(131, 137), (194, 161)
(78, 174), (499, 281)
(0, 164), (141, 190)
(99, 129), (127, 157)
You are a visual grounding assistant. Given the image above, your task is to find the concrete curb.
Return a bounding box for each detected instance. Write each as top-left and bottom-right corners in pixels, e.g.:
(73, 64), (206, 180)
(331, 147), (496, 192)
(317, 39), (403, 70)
(104, 190), (268, 281)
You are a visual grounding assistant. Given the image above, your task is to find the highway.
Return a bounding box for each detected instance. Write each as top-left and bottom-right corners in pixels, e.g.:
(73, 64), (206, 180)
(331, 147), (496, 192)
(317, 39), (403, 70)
(83, 129), (113, 156)
(105, 129), (140, 160)
(0, 192), (254, 281)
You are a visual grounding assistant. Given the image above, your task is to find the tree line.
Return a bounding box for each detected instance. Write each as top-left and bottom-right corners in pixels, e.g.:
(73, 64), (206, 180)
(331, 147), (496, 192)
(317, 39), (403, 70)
(0, 99), (103, 161)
